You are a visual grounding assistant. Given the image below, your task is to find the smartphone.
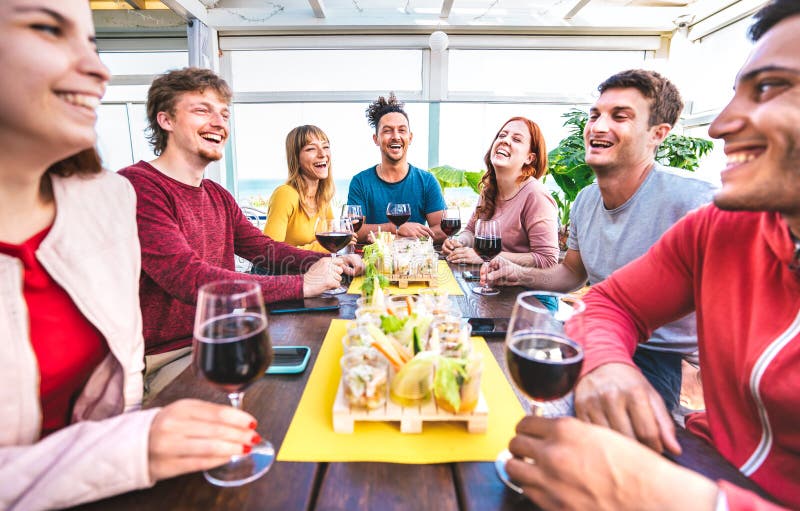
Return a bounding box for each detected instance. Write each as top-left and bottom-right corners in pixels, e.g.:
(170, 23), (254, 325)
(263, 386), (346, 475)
(266, 346), (311, 374)
(467, 317), (510, 338)
(268, 297), (340, 315)
(462, 270), (480, 281)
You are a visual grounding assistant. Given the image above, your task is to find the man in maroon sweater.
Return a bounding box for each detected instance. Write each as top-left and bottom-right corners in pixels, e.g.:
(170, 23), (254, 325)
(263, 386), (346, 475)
(119, 68), (362, 396)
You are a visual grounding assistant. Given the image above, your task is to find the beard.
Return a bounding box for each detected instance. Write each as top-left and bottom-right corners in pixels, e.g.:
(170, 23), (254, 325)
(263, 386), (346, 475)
(198, 146), (224, 162)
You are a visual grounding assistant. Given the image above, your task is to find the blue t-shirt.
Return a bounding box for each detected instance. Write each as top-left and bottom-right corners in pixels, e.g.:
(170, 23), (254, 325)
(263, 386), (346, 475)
(347, 164), (446, 225)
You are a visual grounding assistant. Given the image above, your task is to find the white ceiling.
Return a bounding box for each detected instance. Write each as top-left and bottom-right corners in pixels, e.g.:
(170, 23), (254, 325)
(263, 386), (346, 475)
(95, 0), (766, 36)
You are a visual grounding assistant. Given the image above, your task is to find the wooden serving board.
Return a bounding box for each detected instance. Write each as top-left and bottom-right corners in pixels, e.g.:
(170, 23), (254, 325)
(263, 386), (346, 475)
(382, 273), (438, 289)
(332, 379), (488, 434)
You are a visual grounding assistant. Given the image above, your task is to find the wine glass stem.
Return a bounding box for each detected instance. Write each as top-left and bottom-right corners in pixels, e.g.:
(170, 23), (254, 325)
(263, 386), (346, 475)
(228, 391), (244, 410)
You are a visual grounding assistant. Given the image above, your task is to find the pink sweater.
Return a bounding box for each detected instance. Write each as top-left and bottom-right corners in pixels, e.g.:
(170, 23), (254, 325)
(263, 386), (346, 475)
(119, 161), (324, 355)
(578, 205), (798, 510)
(465, 178), (559, 268)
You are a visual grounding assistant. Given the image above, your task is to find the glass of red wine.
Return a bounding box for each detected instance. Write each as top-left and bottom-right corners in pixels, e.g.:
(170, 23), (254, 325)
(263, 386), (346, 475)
(386, 202), (411, 232)
(472, 219), (502, 296)
(315, 217), (354, 295)
(495, 290), (585, 493)
(193, 280), (275, 487)
(341, 204), (364, 236)
(440, 207), (461, 240)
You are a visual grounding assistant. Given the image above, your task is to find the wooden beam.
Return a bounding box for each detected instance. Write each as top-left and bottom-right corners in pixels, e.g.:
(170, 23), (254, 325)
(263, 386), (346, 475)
(564, 0), (592, 20)
(308, 0), (326, 19)
(124, 0), (147, 8)
(161, 0), (208, 24)
(440, 0), (454, 19)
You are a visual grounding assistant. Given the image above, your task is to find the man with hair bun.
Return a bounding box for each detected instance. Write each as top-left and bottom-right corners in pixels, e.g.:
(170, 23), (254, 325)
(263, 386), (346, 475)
(347, 92), (447, 243)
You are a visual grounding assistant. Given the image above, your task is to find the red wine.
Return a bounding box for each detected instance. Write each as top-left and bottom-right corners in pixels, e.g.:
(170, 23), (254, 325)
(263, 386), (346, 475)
(195, 313), (272, 393)
(506, 332), (583, 402)
(441, 218), (461, 236)
(316, 231), (353, 253)
(387, 213), (411, 227)
(474, 236), (502, 260)
(349, 216), (364, 233)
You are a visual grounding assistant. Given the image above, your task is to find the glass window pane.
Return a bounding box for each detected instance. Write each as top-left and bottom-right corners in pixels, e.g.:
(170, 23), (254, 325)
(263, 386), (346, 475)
(96, 104), (133, 171)
(681, 18), (753, 114)
(230, 50), (423, 93)
(449, 50), (645, 97)
(439, 103), (578, 172)
(232, 102), (428, 208)
(438, 103), (585, 210)
(128, 104), (157, 165)
(99, 51), (188, 76)
(103, 85), (151, 103)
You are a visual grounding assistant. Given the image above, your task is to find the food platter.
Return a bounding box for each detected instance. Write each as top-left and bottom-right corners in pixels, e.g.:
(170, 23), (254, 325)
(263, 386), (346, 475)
(334, 283), (489, 434)
(366, 233), (439, 288)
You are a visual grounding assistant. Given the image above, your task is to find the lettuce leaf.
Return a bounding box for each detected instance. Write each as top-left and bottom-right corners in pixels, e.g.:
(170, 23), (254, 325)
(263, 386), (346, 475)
(380, 315), (407, 334)
(434, 357), (468, 411)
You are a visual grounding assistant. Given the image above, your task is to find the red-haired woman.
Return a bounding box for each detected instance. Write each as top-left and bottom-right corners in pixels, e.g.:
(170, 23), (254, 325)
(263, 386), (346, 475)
(442, 117), (559, 268)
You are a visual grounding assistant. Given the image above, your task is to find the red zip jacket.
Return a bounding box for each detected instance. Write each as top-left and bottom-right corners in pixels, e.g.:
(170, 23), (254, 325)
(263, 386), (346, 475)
(579, 204), (799, 510)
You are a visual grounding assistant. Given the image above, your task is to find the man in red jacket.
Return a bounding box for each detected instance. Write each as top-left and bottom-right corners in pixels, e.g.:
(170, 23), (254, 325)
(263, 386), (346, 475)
(504, 1), (800, 510)
(119, 68), (362, 397)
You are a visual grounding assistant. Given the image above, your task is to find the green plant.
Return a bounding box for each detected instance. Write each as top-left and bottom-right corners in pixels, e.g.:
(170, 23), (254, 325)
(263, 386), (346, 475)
(545, 108), (714, 233)
(429, 165), (485, 195)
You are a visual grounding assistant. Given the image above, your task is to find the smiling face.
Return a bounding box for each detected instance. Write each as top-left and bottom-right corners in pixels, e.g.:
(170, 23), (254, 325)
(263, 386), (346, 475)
(584, 88), (669, 175)
(708, 14), (800, 218)
(158, 89), (229, 163)
(489, 120), (535, 175)
(0, 0), (109, 161)
(299, 136), (331, 182)
(373, 112), (412, 164)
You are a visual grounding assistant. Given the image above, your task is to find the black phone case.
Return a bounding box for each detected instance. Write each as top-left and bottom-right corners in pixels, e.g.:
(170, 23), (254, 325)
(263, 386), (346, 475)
(467, 318), (509, 338)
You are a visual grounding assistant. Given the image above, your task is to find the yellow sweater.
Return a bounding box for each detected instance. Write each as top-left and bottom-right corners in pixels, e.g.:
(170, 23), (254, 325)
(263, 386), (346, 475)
(263, 184), (333, 253)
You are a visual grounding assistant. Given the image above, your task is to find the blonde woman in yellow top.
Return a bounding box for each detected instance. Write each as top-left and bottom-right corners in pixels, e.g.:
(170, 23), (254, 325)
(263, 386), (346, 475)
(264, 125), (336, 252)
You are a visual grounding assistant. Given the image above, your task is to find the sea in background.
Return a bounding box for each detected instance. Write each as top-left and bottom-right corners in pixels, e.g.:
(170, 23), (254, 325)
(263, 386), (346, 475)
(237, 178), (480, 212)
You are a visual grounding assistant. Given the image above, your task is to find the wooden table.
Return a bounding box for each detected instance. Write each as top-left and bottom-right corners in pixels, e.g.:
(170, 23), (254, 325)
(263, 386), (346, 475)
(71, 264), (769, 511)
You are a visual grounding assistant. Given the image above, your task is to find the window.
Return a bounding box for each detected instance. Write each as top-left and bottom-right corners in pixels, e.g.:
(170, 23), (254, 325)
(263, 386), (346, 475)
(95, 47), (188, 170)
(233, 102), (429, 209)
(448, 49), (646, 99)
(229, 50), (423, 94)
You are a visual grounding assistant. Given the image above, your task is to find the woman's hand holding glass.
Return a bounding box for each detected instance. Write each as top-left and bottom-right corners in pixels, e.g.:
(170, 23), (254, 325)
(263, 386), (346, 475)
(192, 280), (275, 486)
(147, 399), (259, 481)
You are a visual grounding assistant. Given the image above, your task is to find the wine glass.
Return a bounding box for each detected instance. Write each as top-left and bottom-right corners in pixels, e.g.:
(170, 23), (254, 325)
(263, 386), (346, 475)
(386, 202), (411, 232)
(472, 219), (502, 296)
(315, 217), (354, 295)
(441, 207), (461, 241)
(341, 204), (365, 235)
(495, 290), (585, 493)
(193, 280), (275, 487)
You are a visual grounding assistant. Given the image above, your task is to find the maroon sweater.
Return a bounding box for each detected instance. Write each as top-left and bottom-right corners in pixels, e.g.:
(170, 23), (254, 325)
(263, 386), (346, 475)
(119, 161), (323, 354)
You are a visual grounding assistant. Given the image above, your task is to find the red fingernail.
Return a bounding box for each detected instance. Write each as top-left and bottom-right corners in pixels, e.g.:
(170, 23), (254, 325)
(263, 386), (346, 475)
(251, 434), (262, 444)
(248, 421), (257, 430)
(242, 444), (252, 454)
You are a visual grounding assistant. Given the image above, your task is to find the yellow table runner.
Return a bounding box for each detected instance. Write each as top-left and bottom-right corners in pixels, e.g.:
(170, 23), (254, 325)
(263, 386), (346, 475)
(347, 260), (464, 296)
(277, 319), (525, 463)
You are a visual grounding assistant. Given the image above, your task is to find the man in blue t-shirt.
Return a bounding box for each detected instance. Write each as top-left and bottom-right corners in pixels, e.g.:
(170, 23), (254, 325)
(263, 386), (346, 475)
(347, 93), (447, 243)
